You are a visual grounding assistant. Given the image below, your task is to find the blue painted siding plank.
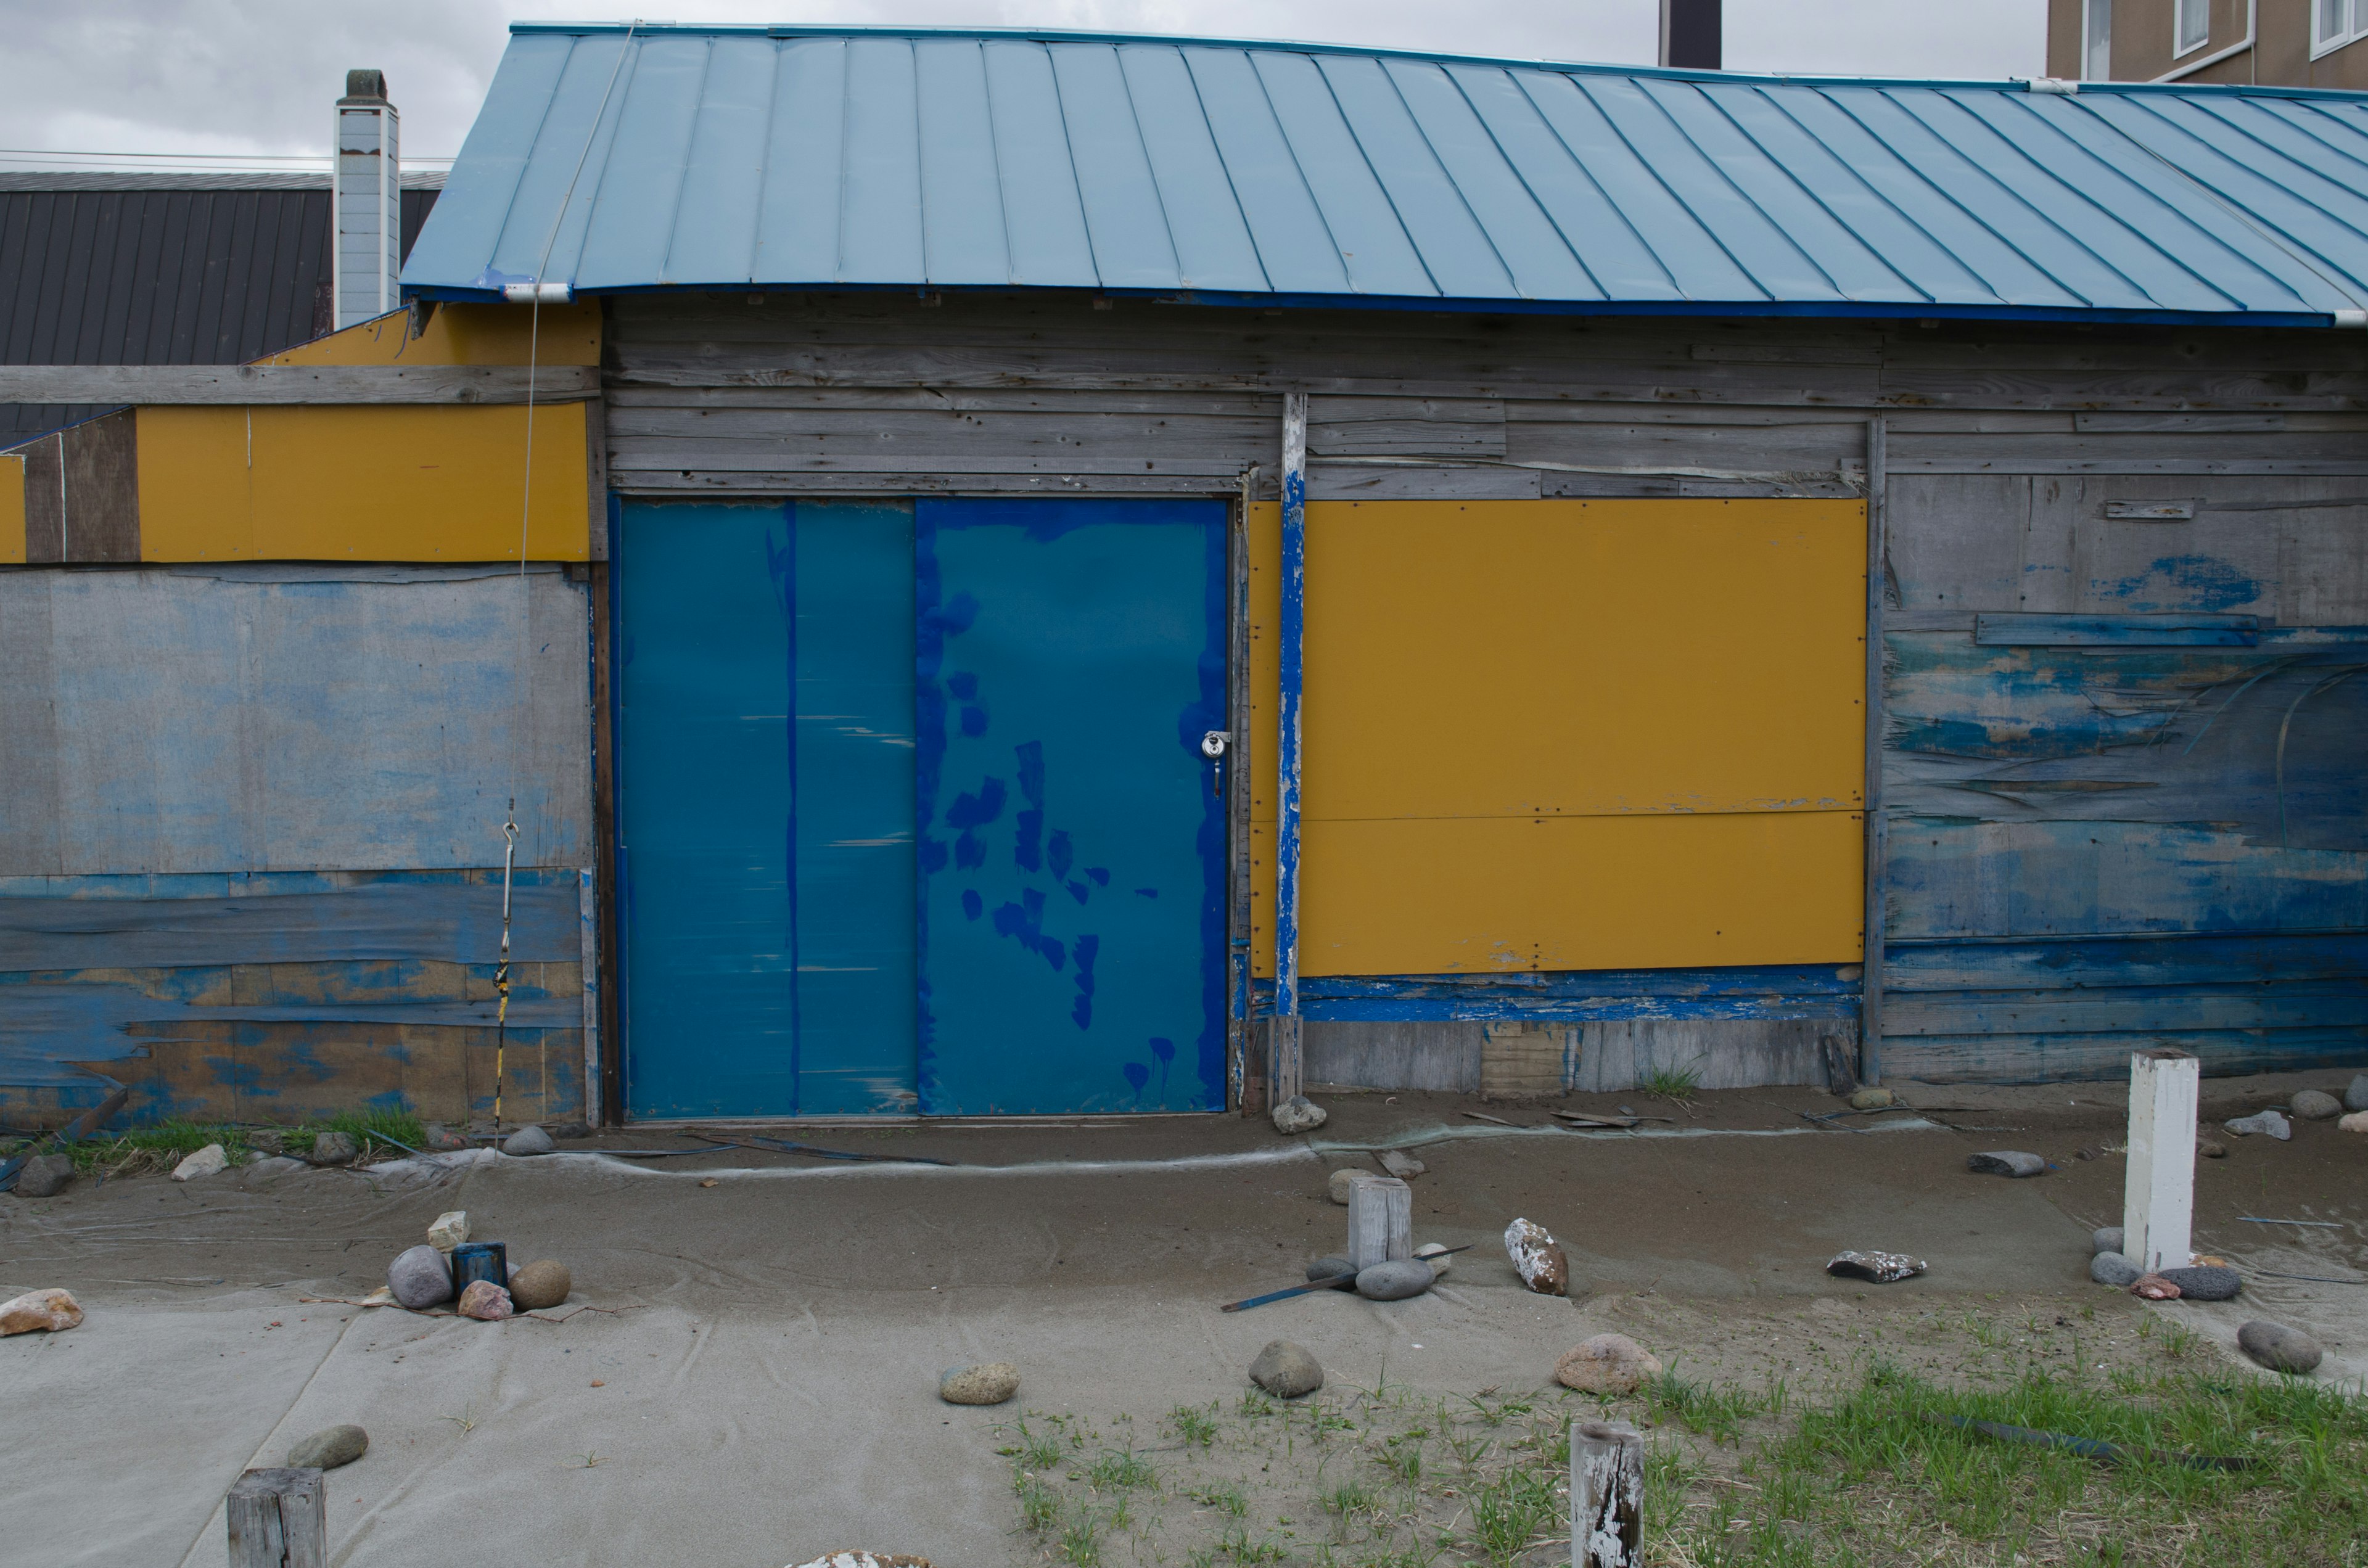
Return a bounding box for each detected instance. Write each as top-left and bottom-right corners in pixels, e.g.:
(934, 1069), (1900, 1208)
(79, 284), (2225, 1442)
(0, 882), (579, 970)
(1117, 46), (1272, 292)
(982, 41), (1100, 288)
(1886, 983), (2368, 1036)
(1049, 44), (1188, 290)
(752, 39), (847, 284)
(1316, 55), (1519, 299)
(839, 38), (926, 284)
(914, 39), (1014, 285)
(1885, 932), (2368, 990)
(1973, 612), (2261, 646)
(1180, 49), (1353, 295)
(1887, 1026), (2368, 1085)
(1382, 59), (1600, 301)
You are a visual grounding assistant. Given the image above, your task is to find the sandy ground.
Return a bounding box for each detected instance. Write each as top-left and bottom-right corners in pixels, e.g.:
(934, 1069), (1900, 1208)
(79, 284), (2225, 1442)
(2, 1073), (2362, 1567)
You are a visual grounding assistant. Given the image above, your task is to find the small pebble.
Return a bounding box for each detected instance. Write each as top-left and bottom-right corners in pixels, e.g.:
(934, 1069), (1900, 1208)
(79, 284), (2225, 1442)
(455, 1280), (513, 1320)
(1847, 1087), (1894, 1110)
(2197, 1138), (2228, 1159)
(1354, 1259), (1433, 1300)
(305, 1130), (358, 1167)
(286, 1424), (368, 1470)
(427, 1210), (470, 1252)
(2131, 1273), (2181, 1300)
(2090, 1226), (2124, 1257)
(422, 1123), (471, 1152)
(1248, 1340), (1323, 1398)
(939, 1362), (1019, 1405)
(2237, 1320), (2324, 1375)
(2090, 1252), (2142, 1287)
(1967, 1150), (2046, 1178)
(2290, 1089), (2343, 1122)
(1555, 1333), (1663, 1395)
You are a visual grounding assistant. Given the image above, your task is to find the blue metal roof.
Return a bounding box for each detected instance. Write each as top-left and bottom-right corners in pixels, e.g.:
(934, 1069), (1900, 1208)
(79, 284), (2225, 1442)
(400, 23), (2368, 324)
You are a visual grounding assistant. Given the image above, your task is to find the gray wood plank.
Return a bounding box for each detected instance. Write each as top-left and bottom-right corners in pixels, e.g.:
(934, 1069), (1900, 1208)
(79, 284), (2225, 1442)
(0, 364), (597, 407)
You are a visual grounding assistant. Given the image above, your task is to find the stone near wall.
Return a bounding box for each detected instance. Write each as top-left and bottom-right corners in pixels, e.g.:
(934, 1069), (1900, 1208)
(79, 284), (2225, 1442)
(2290, 1090), (2343, 1121)
(15, 1154), (73, 1197)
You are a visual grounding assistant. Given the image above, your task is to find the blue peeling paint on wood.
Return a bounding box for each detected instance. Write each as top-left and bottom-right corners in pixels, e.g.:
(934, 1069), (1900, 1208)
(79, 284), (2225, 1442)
(915, 498), (1227, 1114)
(1973, 613), (2260, 647)
(616, 500), (919, 1119)
(1248, 966), (1861, 1023)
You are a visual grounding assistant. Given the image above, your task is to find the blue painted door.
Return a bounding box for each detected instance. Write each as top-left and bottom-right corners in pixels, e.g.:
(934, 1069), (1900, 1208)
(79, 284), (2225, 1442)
(617, 501), (917, 1119)
(915, 499), (1228, 1114)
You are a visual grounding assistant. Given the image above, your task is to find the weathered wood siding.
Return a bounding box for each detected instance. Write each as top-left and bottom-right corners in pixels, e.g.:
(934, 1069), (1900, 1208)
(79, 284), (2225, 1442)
(606, 292), (2368, 1089)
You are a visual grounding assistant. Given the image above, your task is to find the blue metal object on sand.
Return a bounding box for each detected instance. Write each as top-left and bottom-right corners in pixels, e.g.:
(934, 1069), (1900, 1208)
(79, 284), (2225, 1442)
(450, 1242), (508, 1295)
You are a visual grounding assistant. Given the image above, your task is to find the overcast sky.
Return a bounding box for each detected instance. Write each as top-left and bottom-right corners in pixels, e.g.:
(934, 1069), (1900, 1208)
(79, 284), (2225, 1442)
(0, 1), (2049, 169)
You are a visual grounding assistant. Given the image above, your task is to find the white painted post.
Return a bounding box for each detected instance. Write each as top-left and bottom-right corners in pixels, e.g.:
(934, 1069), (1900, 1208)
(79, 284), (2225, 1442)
(2122, 1047), (2199, 1273)
(1345, 1174), (1412, 1271)
(1571, 1419), (1643, 1567)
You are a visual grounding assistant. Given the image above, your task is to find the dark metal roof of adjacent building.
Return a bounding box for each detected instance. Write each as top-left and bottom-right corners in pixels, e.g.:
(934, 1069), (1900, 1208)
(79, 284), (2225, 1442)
(0, 173), (443, 444)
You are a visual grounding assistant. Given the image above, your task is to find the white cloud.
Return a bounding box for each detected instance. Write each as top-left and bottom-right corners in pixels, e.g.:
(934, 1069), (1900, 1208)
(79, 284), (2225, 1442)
(0, 0), (2047, 165)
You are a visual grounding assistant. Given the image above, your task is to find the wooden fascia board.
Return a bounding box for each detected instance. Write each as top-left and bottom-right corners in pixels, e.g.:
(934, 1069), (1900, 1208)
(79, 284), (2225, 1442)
(0, 364), (598, 407)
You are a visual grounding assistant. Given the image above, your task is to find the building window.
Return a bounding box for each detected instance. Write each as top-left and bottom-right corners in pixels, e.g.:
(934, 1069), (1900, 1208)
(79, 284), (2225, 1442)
(2084, 0), (2112, 78)
(2174, 0), (2211, 55)
(2319, 0), (2366, 56)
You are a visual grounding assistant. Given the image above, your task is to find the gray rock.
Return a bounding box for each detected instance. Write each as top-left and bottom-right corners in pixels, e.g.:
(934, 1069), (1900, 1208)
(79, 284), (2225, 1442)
(509, 1258), (570, 1310)
(247, 1129), (287, 1155)
(246, 1156), (306, 1178)
(1326, 1168), (1362, 1205)
(1556, 1333), (1663, 1395)
(2347, 1073), (2368, 1114)
(1416, 1242), (1453, 1278)
(171, 1143), (228, 1181)
(2090, 1252), (2142, 1287)
(1355, 1259), (1434, 1300)
(286, 1424), (368, 1470)
(2237, 1320), (2324, 1375)
(387, 1244), (454, 1310)
(305, 1130), (358, 1167)
(2224, 1110), (2291, 1141)
(1270, 1096), (1328, 1136)
(1825, 1249), (1925, 1283)
(1848, 1087), (1895, 1110)
(2091, 1226), (2124, 1257)
(502, 1123), (556, 1157)
(1967, 1150), (2047, 1178)
(2156, 1265), (2242, 1301)
(1248, 1339), (1323, 1398)
(1306, 1256), (1354, 1286)
(14, 1153), (73, 1198)
(422, 1123), (471, 1152)
(939, 1362), (1019, 1405)
(2290, 1089), (2343, 1122)
(552, 1121), (593, 1139)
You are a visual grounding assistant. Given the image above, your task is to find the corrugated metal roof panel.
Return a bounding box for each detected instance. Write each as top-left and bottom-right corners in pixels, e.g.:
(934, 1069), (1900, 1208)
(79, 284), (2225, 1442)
(400, 24), (2368, 322)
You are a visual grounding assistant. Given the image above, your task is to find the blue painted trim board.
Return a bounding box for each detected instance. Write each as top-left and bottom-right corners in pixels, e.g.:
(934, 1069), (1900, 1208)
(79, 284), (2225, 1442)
(1276, 399), (1307, 1022)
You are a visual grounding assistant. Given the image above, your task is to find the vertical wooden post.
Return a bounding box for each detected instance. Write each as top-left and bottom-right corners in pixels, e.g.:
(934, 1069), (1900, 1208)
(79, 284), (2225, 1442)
(1859, 416), (1888, 1086)
(1345, 1174), (1412, 1270)
(1571, 1420), (1643, 1568)
(228, 1467), (326, 1568)
(2123, 1047), (2199, 1273)
(1272, 391), (1309, 1107)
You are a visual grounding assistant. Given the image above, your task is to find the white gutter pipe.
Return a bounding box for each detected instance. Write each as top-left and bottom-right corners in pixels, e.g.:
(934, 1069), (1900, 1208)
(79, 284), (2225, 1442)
(2154, 0), (2255, 83)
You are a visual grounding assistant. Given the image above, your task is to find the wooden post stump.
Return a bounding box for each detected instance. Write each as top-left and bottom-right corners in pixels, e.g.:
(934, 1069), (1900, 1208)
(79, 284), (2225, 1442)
(228, 1466), (326, 1568)
(1344, 1175), (1412, 1271)
(2123, 1047), (2198, 1273)
(1571, 1419), (1643, 1568)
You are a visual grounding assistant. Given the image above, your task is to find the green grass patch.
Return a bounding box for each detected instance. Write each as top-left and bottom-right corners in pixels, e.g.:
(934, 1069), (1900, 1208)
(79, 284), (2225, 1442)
(49, 1105), (427, 1176)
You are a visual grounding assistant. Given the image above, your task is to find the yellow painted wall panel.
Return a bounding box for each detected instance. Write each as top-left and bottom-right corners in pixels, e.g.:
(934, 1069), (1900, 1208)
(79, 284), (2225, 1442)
(136, 408), (255, 559)
(1256, 810), (1864, 977)
(264, 301), (601, 366)
(140, 404), (590, 562)
(1304, 499), (1864, 818)
(0, 451), (24, 563)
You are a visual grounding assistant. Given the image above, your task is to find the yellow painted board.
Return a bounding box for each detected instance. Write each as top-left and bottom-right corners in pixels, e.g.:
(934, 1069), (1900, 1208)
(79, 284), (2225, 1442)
(1298, 499), (1864, 818)
(264, 300), (601, 366)
(0, 451), (24, 563)
(1252, 810), (1864, 977)
(140, 404), (591, 561)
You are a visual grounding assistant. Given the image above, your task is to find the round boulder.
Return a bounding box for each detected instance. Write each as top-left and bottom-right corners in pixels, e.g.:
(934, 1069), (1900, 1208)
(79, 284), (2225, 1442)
(2155, 1265), (2242, 1301)
(2090, 1252), (2142, 1288)
(1847, 1087), (1895, 1110)
(2090, 1226), (2124, 1257)
(1355, 1260), (1433, 1301)
(2237, 1320), (2324, 1375)
(1249, 1339), (1323, 1398)
(387, 1244), (454, 1310)
(502, 1123), (556, 1157)
(939, 1362), (1019, 1405)
(1416, 1242), (1453, 1278)
(1306, 1256), (1355, 1287)
(286, 1424), (368, 1470)
(455, 1279), (513, 1320)
(2346, 1073), (2368, 1114)
(2290, 1089), (2343, 1122)
(509, 1258), (571, 1311)
(1555, 1333), (1663, 1395)
(2340, 1111), (2368, 1135)
(1326, 1168), (1363, 1205)
(1271, 1096), (1328, 1136)
(305, 1130), (358, 1167)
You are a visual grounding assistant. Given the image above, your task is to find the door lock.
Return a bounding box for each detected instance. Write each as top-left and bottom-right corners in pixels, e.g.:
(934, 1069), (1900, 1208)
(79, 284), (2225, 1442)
(1201, 731), (1231, 797)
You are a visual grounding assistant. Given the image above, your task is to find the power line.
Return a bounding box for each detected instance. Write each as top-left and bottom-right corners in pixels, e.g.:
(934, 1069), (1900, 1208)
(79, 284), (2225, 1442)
(0, 146), (457, 162)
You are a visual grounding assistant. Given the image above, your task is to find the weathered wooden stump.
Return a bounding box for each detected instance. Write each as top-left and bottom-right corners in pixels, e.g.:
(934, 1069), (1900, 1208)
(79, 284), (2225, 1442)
(228, 1466), (326, 1568)
(1344, 1173), (1412, 1270)
(1571, 1419), (1643, 1567)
